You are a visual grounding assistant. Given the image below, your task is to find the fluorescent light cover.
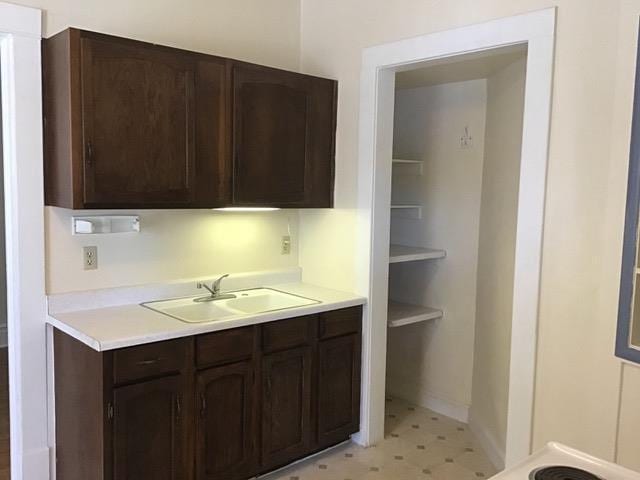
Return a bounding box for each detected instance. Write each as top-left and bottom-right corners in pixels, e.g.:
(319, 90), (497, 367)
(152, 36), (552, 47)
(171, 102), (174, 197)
(212, 207), (280, 212)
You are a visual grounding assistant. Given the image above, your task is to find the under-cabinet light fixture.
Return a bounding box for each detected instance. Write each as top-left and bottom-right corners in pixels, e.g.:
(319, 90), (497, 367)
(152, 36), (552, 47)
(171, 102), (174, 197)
(212, 207), (281, 212)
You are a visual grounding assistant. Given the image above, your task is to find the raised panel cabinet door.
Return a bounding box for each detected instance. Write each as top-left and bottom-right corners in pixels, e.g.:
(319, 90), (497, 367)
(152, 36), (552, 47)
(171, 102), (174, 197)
(112, 375), (188, 480)
(196, 361), (257, 480)
(317, 334), (361, 448)
(261, 346), (313, 471)
(80, 35), (196, 207)
(232, 64), (336, 207)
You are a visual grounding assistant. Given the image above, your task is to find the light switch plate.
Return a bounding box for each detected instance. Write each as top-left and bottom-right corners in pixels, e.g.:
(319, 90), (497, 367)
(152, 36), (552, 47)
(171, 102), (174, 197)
(83, 246), (98, 270)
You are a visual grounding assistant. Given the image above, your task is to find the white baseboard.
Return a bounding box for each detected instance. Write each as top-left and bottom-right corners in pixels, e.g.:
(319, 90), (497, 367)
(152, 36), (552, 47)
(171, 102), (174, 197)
(468, 414), (506, 471)
(387, 388), (470, 423)
(0, 325), (7, 348)
(21, 446), (51, 480)
(421, 394), (469, 423)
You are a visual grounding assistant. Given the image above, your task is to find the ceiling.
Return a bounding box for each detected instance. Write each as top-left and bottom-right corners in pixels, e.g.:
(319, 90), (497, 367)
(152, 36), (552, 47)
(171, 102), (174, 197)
(395, 44), (528, 90)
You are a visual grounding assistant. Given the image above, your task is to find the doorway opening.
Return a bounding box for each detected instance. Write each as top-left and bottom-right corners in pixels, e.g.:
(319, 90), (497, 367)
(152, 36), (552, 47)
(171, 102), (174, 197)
(355, 8), (555, 470)
(385, 45), (528, 474)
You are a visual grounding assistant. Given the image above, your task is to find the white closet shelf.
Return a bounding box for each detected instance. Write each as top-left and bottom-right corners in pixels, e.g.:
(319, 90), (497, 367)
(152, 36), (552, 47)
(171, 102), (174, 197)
(392, 158), (423, 164)
(390, 205), (422, 219)
(388, 301), (443, 328)
(389, 244), (446, 263)
(392, 159), (423, 175)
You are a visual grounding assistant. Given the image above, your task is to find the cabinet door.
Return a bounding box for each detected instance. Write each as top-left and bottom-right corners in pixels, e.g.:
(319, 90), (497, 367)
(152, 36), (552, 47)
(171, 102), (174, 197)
(232, 64), (336, 207)
(80, 35), (196, 207)
(317, 334), (361, 448)
(194, 57), (232, 207)
(112, 375), (188, 480)
(196, 361), (257, 480)
(261, 346), (313, 470)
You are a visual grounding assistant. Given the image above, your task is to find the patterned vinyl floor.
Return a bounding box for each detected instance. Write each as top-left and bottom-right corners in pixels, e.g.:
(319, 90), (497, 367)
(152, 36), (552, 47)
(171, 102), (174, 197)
(261, 397), (498, 480)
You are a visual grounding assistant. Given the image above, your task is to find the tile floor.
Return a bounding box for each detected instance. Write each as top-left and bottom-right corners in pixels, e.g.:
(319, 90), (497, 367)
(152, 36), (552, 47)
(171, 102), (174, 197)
(261, 397), (499, 480)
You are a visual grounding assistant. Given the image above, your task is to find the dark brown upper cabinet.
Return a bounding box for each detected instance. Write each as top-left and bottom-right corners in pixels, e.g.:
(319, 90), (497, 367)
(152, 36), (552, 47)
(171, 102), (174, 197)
(43, 29), (230, 209)
(231, 63), (337, 208)
(43, 28), (337, 210)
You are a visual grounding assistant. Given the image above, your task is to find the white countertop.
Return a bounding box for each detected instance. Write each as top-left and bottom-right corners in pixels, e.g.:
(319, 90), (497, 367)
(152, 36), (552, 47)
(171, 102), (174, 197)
(47, 283), (366, 352)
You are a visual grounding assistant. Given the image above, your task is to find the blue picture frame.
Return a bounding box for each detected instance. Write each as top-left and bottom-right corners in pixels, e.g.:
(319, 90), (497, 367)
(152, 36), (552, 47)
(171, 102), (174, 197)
(616, 26), (640, 364)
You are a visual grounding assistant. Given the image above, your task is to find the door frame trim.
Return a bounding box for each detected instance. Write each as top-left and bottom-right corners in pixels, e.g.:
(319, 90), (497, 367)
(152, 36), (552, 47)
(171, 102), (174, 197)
(0, 2), (49, 479)
(354, 8), (556, 468)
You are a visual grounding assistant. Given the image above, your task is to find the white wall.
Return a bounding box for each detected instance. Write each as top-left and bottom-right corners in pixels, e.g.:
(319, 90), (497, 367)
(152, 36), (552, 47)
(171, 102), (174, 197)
(469, 57), (527, 462)
(0, 82), (5, 346)
(46, 209), (299, 294)
(386, 79), (487, 414)
(15, 0), (301, 69)
(298, 0), (636, 464)
(5, 0), (303, 295)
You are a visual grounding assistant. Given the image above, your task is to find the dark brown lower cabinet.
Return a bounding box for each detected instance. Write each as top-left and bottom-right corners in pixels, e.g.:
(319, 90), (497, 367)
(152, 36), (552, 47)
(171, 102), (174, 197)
(54, 306), (362, 480)
(261, 347), (313, 470)
(196, 361), (256, 480)
(113, 376), (188, 480)
(317, 334), (362, 448)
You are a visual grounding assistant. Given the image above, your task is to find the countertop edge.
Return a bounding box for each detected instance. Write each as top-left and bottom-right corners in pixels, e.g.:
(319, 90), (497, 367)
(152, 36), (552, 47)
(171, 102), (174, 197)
(47, 314), (103, 351)
(46, 288), (366, 352)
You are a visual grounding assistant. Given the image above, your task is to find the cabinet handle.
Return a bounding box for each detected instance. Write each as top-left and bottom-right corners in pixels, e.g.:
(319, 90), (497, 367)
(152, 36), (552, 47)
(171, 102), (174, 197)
(200, 393), (207, 417)
(176, 395), (182, 418)
(86, 141), (94, 166)
(136, 358), (160, 366)
(107, 402), (114, 421)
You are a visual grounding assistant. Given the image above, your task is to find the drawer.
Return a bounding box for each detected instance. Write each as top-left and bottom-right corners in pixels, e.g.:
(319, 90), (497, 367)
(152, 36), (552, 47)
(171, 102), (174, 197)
(262, 316), (314, 353)
(196, 326), (255, 368)
(318, 306), (362, 340)
(113, 338), (189, 384)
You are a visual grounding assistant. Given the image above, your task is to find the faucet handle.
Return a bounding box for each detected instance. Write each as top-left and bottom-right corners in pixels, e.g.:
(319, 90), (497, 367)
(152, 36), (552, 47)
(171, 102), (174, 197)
(212, 274), (229, 293)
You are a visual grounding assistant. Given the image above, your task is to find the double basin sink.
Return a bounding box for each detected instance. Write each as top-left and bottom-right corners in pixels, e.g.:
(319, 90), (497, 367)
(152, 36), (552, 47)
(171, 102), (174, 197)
(142, 288), (320, 323)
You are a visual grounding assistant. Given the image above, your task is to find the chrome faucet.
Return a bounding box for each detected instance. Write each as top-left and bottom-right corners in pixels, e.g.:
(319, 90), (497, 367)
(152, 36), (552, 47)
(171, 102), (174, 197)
(195, 274), (237, 302)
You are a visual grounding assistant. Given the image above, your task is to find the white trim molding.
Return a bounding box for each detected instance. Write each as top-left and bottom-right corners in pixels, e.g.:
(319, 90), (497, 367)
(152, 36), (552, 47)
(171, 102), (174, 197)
(0, 2), (49, 479)
(468, 413), (506, 471)
(355, 8), (556, 468)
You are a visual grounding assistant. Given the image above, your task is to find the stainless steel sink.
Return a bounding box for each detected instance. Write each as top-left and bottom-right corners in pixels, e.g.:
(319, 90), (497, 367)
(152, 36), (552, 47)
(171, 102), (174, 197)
(142, 288), (320, 323)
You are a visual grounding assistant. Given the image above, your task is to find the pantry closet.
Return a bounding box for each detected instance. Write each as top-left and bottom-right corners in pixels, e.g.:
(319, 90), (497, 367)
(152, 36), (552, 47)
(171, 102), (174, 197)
(384, 45), (528, 468)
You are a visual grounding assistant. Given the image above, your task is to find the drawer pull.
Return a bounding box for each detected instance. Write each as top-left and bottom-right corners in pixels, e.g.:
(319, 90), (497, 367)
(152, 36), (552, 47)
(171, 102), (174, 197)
(136, 358), (161, 366)
(200, 393), (207, 417)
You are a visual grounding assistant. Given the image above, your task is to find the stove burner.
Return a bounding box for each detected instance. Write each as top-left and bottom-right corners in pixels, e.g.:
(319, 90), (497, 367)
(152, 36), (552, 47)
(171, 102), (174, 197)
(531, 466), (604, 480)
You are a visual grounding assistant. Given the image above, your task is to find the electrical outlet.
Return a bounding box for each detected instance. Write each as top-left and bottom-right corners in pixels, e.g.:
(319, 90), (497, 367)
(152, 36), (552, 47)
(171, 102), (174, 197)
(83, 246), (98, 270)
(281, 236), (291, 255)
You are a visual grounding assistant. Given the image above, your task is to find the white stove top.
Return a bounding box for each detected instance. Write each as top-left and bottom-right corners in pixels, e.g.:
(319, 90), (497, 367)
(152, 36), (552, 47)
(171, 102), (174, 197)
(493, 443), (640, 480)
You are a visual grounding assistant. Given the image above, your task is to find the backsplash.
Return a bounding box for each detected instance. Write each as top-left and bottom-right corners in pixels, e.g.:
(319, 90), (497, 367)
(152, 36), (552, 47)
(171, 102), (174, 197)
(45, 207), (299, 294)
